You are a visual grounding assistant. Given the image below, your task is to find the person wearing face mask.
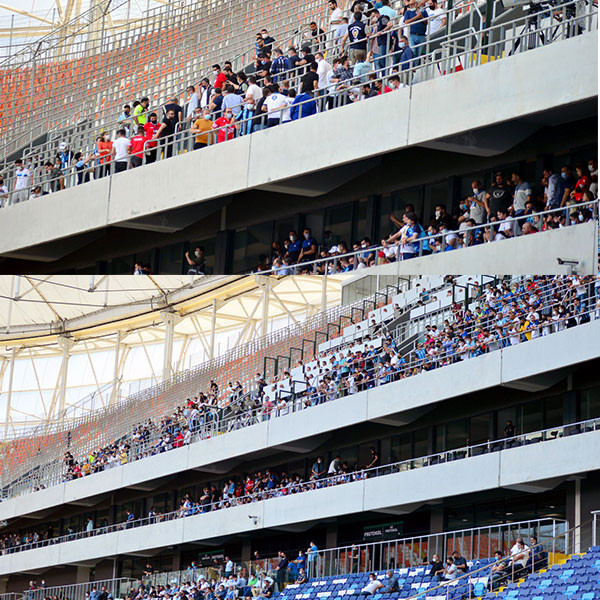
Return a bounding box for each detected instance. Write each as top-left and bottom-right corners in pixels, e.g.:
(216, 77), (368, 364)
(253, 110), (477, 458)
(542, 167), (564, 210)
(393, 36), (415, 81)
(285, 231), (302, 264)
(199, 78), (213, 109)
(212, 109), (236, 143)
(239, 98), (257, 135)
(465, 180), (487, 224)
(433, 203), (456, 231)
(570, 163), (591, 203)
(191, 108), (214, 149)
(96, 132), (113, 178)
(185, 246), (206, 275)
(424, 0), (445, 35)
(298, 228), (318, 263)
(559, 165), (576, 208)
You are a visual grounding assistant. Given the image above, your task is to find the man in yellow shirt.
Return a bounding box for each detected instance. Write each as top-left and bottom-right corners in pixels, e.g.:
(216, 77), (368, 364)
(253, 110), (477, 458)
(191, 108), (214, 149)
(133, 97), (150, 126)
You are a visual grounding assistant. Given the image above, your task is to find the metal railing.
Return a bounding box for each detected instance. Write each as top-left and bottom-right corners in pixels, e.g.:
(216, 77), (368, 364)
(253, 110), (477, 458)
(22, 579), (136, 600)
(0, 274), (416, 494)
(2, 0), (595, 208)
(2, 414), (599, 557)
(1, 275), (597, 501)
(248, 518), (568, 578)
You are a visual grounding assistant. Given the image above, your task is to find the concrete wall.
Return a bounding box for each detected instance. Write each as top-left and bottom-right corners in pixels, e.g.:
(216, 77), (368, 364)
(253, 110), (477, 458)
(354, 222), (598, 276)
(0, 428), (598, 576)
(1, 319), (599, 524)
(0, 32), (596, 259)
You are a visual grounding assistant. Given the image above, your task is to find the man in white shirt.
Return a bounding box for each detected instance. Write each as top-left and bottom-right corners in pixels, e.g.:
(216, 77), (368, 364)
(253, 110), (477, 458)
(185, 85), (199, 122)
(315, 53), (332, 89)
(111, 129), (131, 173)
(424, 0), (446, 35)
(245, 75), (263, 103)
(0, 175), (9, 207)
(12, 159), (31, 204)
(328, 0), (344, 46)
(263, 89), (289, 127)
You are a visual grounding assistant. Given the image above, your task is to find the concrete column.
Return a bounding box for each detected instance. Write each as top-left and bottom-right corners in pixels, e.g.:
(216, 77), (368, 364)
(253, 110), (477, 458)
(109, 330), (121, 406)
(161, 311), (176, 382)
(241, 540), (252, 563)
(209, 299), (218, 360)
(57, 336), (76, 424)
(3, 347), (16, 440)
(429, 505), (445, 557)
(76, 566), (92, 583)
(326, 524), (338, 549)
(172, 549), (181, 571)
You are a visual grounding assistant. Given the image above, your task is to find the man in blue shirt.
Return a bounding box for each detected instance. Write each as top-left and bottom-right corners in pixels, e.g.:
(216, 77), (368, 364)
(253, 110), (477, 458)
(286, 231), (302, 263)
(402, 0), (428, 55)
(290, 91), (317, 119)
(341, 11), (368, 64)
(298, 228), (318, 263)
(394, 35), (415, 75)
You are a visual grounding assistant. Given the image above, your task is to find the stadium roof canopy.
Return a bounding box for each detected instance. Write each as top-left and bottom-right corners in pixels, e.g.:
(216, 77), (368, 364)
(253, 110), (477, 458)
(0, 274), (345, 434)
(0, 274), (345, 358)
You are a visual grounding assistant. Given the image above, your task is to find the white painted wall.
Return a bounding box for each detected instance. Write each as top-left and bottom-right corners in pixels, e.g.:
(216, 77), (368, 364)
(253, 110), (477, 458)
(0, 32), (596, 257)
(1, 319), (598, 525)
(354, 222), (598, 276)
(0, 428), (598, 576)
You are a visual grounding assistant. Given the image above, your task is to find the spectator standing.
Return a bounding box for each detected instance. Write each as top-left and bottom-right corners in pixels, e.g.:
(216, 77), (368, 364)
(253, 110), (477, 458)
(298, 228), (318, 262)
(191, 108), (214, 149)
(485, 172), (513, 220)
(543, 167), (564, 210)
(185, 86), (200, 123)
(212, 109), (236, 143)
(97, 132), (113, 177)
(112, 129), (131, 173)
(118, 104), (133, 136)
(222, 84), (243, 118)
(291, 90), (317, 119)
(129, 126), (147, 168)
(342, 11), (368, 65)
(263, 88), (289, 127)
(466, 180), (487, 224)
(403, 0), (428, 56)
(270, 48), (288, 82)
(154, 109), (178, 158)
(144, 113), (160, 163)
(301, 62), (320, 94)
(213, 64), (228, 90)
(329, 0), (345, 47)
(424, 0), (446, 35)
(511, 172), (532, 216)
(133, 97), (150, 126)
(570, 163), (591, 202)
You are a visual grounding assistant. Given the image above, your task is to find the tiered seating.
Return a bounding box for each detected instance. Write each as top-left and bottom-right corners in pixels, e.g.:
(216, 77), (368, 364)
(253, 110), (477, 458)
(280, 562), (496, 600)
(482, 547), (600, 600)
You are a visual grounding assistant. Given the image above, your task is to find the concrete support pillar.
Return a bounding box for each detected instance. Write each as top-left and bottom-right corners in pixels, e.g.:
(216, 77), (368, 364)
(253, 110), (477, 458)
(76, 566), (92, 583)
(3, 347), (16, 440)
(57, 336), (76, 425)
(209, 299), (218, 360)
(172, 549), (181, 572)
(429, 504), (445, 557)
(241, 540), (252, 563)
(326, 524), (338, 549)
(109, 330), (121, 406)
(161, 311), (179, 382)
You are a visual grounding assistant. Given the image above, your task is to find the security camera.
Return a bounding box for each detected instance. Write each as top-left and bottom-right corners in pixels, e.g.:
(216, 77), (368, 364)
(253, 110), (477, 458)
(248, 515), (259, 525)
(556, 258), (579, 266)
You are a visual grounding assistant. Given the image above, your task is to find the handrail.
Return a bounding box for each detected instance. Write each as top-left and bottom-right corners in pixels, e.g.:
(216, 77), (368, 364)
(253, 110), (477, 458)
(1, 276), (597, 501)
(2, 0), (593, 207)
(1, 416), (598, 556)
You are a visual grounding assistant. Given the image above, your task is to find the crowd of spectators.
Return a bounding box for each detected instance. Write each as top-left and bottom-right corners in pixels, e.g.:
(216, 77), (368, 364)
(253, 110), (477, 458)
(2, 275), (599, 558)
(17, 534), (548, 600)
(257, 164), (598, 275)
(2, 0), (591, 216)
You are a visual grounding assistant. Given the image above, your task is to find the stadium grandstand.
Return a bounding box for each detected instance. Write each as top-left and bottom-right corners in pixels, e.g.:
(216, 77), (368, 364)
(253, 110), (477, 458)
(0, 0), (596, 273)
(0, 271), (598, 600)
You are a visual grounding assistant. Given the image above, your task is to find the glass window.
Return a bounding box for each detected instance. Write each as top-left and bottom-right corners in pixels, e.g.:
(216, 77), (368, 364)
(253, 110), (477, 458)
(497, 407), (518, 439)
(232, 222), (273, 273)
(324, 203), (353, 249)
(391, 433), (411, 463)
(543, 395), (564, 429)
(470, 413), (491, 445)
(445, 418), (469, 451)
(377, 188), (421, 241)
(158, 243), (184, 274)
(520, 399), (543, 434)
(580, 385), (600, 420)
(107, 255), (134, 274)
(353, 199), (371, 244)
(423, 181), (449, 226)
(413, 428), (429, 458)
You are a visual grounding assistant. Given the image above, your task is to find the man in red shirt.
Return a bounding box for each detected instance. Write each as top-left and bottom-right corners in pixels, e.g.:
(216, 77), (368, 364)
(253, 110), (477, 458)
(212, 109), (236, 143)
(143, 112), (160, 163)
(212, 64), (228, 90)
(129, 125), (147, 168)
